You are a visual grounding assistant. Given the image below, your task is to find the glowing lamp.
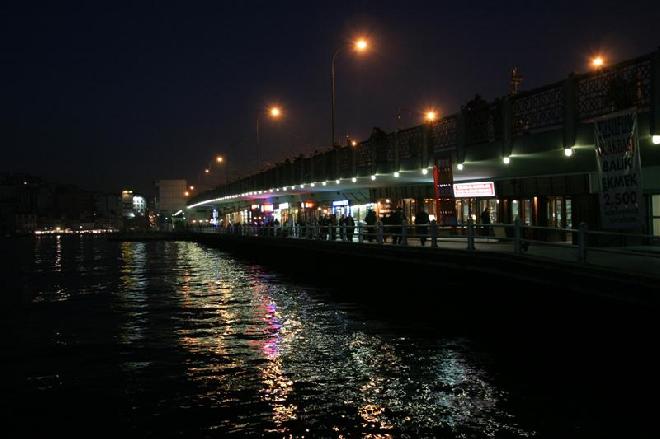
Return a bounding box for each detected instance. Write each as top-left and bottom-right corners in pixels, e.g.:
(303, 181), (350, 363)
(424, 111), (437, 122)
(354, 38), (368, 52)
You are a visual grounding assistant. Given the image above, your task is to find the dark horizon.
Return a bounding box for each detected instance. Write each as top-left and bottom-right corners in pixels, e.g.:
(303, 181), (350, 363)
(2, 0), (660, 194)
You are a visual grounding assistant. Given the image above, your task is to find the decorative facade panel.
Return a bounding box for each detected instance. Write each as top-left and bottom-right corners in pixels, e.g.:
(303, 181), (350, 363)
(431, 116), (458, 152)
(512, 85), (564, 135)
(578, 57), (651, 120)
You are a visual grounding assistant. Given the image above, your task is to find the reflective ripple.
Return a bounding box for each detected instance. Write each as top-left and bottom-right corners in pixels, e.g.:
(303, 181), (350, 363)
(3, 238), (533, 437)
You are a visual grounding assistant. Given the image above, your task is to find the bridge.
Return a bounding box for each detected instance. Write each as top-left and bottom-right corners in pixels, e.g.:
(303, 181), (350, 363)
(187, 48), (660, 241)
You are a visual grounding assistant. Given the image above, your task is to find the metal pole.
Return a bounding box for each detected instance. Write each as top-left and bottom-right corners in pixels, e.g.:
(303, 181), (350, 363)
(430, 220), (438, 248)
(256, 117), (260, 169)
(331, 48), (341, 148)
(578, 222), (588, 263)
(467, 219), (475, 251)
(514, 217), (521, 254)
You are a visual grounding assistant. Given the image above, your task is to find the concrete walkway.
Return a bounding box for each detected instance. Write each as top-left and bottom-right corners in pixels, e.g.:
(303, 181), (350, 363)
(359, 236), (660, 279)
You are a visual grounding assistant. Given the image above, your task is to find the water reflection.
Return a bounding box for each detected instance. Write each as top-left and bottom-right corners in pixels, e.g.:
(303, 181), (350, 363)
(16, 239), (534, 437)
(117, 241), (149, 347)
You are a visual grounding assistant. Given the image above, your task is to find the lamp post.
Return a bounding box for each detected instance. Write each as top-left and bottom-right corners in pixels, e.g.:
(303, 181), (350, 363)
(256, 105), (282, 170)
(215, 155), (228, 185)
(331, 38), (369, 147)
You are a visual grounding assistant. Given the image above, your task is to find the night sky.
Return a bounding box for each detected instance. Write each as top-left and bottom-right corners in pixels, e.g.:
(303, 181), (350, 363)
(2, 1), (659, 195)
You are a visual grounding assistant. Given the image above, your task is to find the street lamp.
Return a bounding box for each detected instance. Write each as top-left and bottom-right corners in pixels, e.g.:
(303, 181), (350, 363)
(332, 37), (369, 147)
(212, 155), (229, 185)
(256, 104), (283, 169)
(396, 107), (440, 127)
(591, 55), (605, 70)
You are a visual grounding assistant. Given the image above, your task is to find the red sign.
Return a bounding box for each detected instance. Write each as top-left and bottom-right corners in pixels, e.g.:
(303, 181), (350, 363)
(433, 158), (457, 226)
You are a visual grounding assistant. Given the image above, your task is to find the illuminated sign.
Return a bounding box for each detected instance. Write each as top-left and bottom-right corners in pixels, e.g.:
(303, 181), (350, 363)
(332, 200), (349, 206)
(262, 204), (274, 212)
(278, 203), (289, 210)
(453, 182), (496, 197)
(304, 202), (314, 208)
(251, 204), (260, 210)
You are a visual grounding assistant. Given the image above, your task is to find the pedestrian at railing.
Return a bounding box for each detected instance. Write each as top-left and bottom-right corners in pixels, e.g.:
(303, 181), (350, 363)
(346, 215), (355, 242)
(365, 209), (376, 242)
(414, 209), (430, 246)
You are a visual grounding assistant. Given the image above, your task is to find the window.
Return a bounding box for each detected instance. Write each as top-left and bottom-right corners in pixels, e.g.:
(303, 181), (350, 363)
(652, 195), (660, 236)
(512, 200), (519, 222)
(523, 200), (532, 225)
(546, 196), (572, 228)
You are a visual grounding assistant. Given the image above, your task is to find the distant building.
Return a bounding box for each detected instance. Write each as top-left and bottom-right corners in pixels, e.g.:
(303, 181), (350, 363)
(132, 194), (146, 215)
(94, 193), (122, 228)
(121, 190), (147, 218)
(155, 179), (187, 213)
(1, 173), (118, 234)
(155, 179), (187, 231)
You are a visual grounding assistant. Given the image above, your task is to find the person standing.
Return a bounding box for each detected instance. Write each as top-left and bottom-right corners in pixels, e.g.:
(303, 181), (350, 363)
(480, 206), (491, 236)
(346, 215), (355, 242)
(414, 209), (430, 246)
(365, 209), (376, 242)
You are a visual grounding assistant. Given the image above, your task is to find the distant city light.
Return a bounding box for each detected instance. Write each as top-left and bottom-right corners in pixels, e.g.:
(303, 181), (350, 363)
(216, 155), (224, 163)
(503, 157), (511, 164)
(189, 185), (194, 190)
(457, 163), (464, 171)
(205, 168), (210, 173)
(352, 177), (357, 183)
(371, 175), (376, 181)
(421, 168), (428, 175)
(351, 140), (358, 146)
(184, 191), (190, 196)
(335, 179), (340, 184)
(394, 171), (400, 177)
(564, 148), (574, 157)
(322, 181), (327, 186)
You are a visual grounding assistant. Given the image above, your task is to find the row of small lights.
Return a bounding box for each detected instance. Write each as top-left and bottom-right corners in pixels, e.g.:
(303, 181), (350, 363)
(189, 133), (660, 209)
(188, 168), (425, 208)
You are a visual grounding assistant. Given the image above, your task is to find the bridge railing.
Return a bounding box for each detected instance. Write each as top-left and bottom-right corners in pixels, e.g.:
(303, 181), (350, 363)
(189, 220), (660, 276)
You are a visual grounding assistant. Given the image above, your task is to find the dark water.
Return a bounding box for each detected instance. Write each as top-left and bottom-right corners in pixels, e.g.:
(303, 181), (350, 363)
(0, 236), (656, 438)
